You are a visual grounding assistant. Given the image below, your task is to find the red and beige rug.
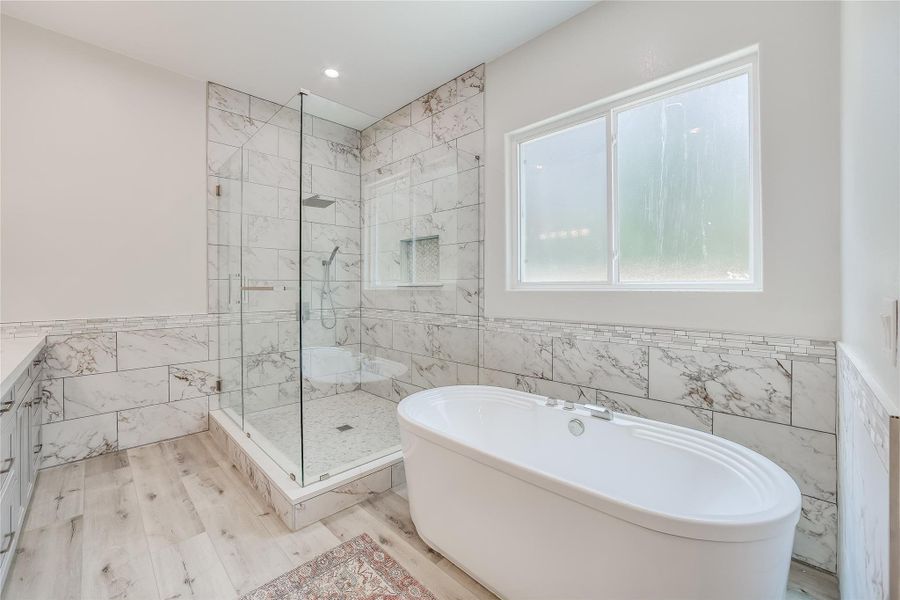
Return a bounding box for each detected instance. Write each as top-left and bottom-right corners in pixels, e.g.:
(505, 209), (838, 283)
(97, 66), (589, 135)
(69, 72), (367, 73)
(240, 533), (438, 600)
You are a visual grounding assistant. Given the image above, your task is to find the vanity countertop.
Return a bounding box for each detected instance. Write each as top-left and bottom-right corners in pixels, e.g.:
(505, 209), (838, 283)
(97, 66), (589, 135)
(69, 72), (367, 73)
(0, 336), (46, 398)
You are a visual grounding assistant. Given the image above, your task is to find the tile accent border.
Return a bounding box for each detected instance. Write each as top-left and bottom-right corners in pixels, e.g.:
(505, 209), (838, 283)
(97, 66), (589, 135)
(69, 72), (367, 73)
(361, 308), (836, 364)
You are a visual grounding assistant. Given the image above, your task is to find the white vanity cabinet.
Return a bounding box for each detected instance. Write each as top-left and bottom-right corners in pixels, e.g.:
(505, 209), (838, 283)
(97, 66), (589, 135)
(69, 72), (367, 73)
(0, 338), (46, 589)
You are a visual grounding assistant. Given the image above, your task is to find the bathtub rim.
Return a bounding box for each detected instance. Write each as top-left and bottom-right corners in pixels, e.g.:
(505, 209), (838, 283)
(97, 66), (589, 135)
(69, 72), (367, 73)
(398, 384), (801, 543)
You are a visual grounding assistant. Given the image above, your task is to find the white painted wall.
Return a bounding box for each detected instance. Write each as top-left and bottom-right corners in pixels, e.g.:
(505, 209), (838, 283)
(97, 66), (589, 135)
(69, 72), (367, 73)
(1, 17), (207, 322)
(484, 1), (841, 339)
(840, 0), (900, 415)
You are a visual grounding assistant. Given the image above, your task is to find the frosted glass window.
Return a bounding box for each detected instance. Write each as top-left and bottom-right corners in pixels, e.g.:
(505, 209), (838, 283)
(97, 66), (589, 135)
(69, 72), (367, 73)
(519, 118), (608, 283)
(616, 73), (752, 282)
(512, 58), (758, 290)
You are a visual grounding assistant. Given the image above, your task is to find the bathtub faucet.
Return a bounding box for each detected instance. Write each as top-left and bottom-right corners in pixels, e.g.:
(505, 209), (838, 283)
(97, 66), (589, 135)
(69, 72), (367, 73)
(584, 404), (614, 421)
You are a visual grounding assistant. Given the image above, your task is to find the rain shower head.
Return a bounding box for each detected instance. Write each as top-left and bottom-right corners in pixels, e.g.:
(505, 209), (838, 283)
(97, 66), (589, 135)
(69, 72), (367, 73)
(302, 194), (336, 208)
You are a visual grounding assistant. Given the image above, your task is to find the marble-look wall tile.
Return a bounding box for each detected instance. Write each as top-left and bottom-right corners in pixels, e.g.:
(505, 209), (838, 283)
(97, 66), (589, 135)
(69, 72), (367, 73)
(597, 391), (713, 433)
(360, 137), (394, 174)
(713, 412), (836, 502)
(293, 467), (392, 530)
(313, 117), (360, 148)
(792, 361), (836, 433)
(244, 351), (300, 389)
(64, 367), (169, 418)
(361, 318), (392, 349)
(410, 143), (457, 185)
(242, 322), (279, 356)
(207, 107), (260, 148)
(311, 165), (360, 201)
(208, 83), (250, 116)
(649, 348), (792, 424)
(431, 325), (478, 365)
(207, 141), (242, 179)
(391, 462), (406, 488)
(245, 215), (300, 250)
(117, 397), (208, 450)
(250, 97), (300, 131)
(433, 169), (479, 212)
(45, 333), (117, 378)
(432, 94), (483, 145)
(362, 345), (412, 385)
(39, 377), (63, 424)
(391, 321), (430, 357)
(553, 338), (649, 396)
(170, 358), (241, 400)
(837, 349), (891, 597)
(117, 327), (209, 370)
(41, 414), (117, 467)
(411, 78), (457, 123)
(392, 120), (432, 162)
(247, 151), (300, 190)
(479, 368), (595, 405)
(391, 379), (424, 403)
(309, 224), (360, 255)
(793, 495), (837, 572)
(481, 330), (552, 379)
(411, 355), (458, 388)
(456, 65), (485, 100)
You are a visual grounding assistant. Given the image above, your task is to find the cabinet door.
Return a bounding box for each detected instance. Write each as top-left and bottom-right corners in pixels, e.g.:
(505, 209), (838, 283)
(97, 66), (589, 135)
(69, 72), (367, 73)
(0, 469), (19, 574)
(30, 392), (41, 482)
(0, 395), (14, 492)
(16, 401), (29, 507)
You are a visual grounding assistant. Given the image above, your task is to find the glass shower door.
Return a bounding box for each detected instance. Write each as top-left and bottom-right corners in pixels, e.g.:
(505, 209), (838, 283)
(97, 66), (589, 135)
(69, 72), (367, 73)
(211, 92), (306, 482)
(210, 125), (245, 426)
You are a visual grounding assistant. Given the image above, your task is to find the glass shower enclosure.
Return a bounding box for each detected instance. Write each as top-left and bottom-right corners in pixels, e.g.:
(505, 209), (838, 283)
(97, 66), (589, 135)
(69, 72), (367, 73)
(213, 90), (400, 486)
(209, 70), (484, 490)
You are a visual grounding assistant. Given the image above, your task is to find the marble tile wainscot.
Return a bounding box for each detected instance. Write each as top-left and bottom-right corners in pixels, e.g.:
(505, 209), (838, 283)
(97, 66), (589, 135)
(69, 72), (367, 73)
(837, 346), (896, 600)
(358, 308), (838, 573)
(479, 322), (837, 573)
(0, 313), (265, 468)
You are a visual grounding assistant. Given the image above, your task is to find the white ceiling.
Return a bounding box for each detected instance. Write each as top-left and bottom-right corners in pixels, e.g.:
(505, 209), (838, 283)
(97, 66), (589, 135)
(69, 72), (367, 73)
(1, 1), (595, 122)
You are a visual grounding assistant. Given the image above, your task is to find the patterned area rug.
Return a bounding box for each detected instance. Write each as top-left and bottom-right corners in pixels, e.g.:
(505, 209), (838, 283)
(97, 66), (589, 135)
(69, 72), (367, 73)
(240, 533), (438, 600)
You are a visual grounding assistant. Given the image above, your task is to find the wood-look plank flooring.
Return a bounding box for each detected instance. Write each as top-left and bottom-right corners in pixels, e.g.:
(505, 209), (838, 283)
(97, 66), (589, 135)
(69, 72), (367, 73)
(4, 433), (839, 600)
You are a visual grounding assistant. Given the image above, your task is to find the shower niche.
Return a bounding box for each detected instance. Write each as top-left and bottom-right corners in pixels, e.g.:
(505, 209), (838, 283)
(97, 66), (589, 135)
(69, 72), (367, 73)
(399, 235), (440, 285)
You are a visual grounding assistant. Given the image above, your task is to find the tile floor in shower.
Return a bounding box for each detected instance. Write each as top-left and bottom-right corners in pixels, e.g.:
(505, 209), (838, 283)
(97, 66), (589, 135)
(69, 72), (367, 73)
(243, 389), (402, 481)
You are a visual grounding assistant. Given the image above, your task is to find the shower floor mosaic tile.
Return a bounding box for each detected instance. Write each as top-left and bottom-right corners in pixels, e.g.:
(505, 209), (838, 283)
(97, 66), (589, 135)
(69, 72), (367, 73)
(243, 390), (401, 479)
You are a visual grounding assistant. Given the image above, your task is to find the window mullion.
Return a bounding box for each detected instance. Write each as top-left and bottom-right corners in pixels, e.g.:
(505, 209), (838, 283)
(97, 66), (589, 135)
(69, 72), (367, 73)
(608, 109), (619, 285)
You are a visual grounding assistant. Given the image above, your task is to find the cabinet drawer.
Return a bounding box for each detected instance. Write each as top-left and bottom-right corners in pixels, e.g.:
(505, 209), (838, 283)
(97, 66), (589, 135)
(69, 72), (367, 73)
(0, 470), (20, 571)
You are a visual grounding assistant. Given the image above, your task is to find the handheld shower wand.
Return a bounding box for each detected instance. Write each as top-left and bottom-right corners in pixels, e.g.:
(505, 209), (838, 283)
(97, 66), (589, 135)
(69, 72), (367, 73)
(320, 246), (339, 330)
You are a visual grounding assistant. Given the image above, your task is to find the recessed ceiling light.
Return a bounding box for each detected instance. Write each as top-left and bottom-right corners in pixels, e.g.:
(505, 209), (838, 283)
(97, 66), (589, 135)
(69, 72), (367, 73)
(323, 68), (340, 79)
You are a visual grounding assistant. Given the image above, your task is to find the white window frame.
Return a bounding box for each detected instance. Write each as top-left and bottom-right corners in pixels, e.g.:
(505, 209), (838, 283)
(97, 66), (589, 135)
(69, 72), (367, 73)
(506, 48), (762, 292)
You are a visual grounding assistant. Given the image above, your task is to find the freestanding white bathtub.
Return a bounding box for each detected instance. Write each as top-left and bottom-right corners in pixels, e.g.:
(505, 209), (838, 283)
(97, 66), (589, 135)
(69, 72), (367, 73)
(398, 386), (801, 600)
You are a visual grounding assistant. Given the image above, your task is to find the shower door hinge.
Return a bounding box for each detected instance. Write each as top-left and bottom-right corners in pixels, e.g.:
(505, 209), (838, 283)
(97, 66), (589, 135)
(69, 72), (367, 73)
(215, 184), (222, 197)
(214, 379), (222, 393)
(319, 473), (331, 481)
